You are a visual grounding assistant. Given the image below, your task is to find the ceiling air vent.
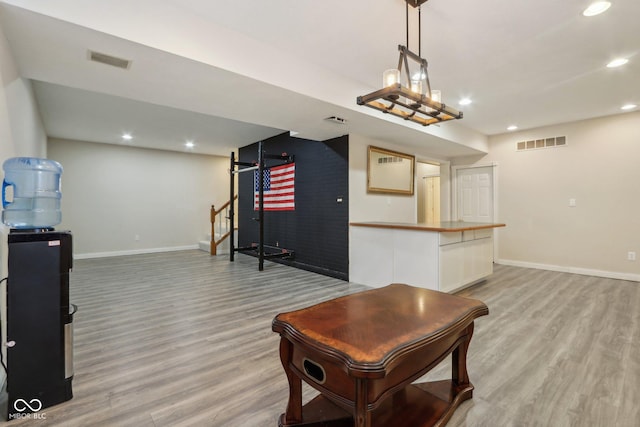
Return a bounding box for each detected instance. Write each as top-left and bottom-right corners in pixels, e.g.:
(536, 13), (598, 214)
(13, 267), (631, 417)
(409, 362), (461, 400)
(324, 116), (347, 124)
(516, 136), (566, 151)
(88, 50), (131, 70)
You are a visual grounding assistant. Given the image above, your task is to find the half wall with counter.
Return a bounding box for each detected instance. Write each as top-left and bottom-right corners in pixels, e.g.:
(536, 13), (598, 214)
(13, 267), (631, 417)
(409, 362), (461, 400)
(349, 221), (506, 293)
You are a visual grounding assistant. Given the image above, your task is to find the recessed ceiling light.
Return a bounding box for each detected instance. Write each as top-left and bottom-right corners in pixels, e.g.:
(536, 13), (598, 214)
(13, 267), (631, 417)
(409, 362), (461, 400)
(621, 104), (637, 110)
(583, 1), (611, 17)
(507, 125), (518, 131)
(459, 98), (472, 106)
(185, 141), (195, 148)
(607, 58), (628, 68)
(122, 133), (132, 141)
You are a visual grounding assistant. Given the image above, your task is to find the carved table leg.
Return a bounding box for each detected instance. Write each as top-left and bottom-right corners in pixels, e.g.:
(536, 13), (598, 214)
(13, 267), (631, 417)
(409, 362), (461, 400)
(452, 322), (475, 390)
(279, 337), (302, 426)
(354, 378), (371, 427)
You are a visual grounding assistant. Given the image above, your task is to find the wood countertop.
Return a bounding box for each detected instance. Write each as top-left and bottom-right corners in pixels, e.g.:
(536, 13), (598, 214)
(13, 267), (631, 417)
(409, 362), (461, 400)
(349, 220), (506, 232)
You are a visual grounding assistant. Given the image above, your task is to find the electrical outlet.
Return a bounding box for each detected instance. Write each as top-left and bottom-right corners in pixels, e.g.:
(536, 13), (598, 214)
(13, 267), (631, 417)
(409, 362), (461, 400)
(628, 251), (636, 261)
(135, 234), (140, 241)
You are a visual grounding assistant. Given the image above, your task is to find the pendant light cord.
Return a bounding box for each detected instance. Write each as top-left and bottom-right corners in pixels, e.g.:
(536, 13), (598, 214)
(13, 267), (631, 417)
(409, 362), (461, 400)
(405, 2), (423, 56)
(405, 0), (409, 50)
(418, 6), (421, 57)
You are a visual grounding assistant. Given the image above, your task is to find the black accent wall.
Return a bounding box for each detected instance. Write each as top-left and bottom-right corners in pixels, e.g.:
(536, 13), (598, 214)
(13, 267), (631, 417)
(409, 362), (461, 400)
(238, 132), (349, 280)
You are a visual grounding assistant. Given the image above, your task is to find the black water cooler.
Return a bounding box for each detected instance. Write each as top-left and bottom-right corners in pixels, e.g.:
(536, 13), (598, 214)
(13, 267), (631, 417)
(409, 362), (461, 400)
(5, 229), (74, 420)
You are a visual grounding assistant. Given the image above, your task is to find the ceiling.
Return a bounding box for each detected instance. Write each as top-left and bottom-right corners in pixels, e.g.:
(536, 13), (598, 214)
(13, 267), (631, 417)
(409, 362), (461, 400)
(0, 0), (638, 159)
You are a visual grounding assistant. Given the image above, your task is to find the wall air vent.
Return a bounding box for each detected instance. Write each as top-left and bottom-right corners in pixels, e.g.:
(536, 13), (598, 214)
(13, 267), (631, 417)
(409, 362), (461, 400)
(517, 136), (566, 151)
(88, 50), (132, 70)
(377, 155), (405, 164)
(324, 116), (347, 124)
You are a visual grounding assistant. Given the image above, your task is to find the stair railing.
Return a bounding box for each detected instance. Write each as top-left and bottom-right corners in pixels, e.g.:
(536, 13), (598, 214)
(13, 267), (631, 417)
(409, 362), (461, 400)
(210, 195), (238, 255)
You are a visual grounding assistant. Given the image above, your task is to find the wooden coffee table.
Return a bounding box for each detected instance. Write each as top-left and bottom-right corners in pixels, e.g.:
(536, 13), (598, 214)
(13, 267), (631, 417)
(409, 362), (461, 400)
(272, 283), (488, 427)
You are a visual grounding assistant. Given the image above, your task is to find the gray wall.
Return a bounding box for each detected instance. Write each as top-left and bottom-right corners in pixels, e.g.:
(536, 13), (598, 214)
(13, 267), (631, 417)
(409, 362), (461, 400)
(48, 139), (229, 257)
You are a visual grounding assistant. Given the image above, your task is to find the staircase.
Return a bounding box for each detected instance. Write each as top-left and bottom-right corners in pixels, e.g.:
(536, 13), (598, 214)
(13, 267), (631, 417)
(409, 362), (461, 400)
(198, 230), (237, 255)
(199, 195), (237, 255)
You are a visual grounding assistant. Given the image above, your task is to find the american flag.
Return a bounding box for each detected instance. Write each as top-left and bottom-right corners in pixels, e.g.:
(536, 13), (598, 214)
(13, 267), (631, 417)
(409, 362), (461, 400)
(254, 163), (295, 211)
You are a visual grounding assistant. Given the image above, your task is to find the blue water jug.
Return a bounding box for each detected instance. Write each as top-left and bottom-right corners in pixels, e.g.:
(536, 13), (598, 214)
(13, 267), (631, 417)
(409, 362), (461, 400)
(2, 157), (63, 228)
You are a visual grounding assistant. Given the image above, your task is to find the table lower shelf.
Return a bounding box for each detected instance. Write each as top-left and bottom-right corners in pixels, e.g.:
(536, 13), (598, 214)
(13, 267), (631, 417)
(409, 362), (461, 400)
(278, 380), (474, 427)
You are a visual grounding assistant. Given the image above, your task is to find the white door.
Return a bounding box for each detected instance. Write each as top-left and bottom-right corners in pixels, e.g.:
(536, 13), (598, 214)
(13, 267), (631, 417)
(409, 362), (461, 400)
(456, 166), (494, 223)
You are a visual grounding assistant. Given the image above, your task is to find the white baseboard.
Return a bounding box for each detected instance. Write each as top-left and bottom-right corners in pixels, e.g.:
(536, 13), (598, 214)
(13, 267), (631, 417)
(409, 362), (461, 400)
(197, 240), (230, 255)
(74, 245), (199, 260)
(496, 258), (640, 283)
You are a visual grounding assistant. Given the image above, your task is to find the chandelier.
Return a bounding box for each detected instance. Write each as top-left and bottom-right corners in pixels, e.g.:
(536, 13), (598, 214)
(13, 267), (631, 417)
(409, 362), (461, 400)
(357, 0), (462, 127)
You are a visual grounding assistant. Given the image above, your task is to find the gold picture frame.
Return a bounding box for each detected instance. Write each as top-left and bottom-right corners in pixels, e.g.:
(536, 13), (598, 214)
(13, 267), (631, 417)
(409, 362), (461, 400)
(367, 146), (415, 195)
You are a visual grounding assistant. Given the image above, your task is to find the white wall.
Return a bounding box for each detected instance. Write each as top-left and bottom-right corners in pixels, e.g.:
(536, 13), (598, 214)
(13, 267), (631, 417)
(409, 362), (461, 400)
(0, 22), (47, 387)
(48, 139), (230, 257)
(349, 133), (452, 223)
(0, 33), (46, 160)
(350, 133), (440, 223)
(349, 133), (417, 223)
(455, 112), (640, 281)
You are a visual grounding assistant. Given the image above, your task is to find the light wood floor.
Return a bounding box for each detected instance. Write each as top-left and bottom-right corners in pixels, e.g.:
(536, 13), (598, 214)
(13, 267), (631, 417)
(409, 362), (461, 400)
(2, 250), (639, 426)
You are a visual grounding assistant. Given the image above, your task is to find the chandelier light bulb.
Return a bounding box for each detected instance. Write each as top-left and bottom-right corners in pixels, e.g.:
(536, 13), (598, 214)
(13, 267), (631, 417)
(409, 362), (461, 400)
(383, 69), (400, 87)
(410, 80), (423, 94)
